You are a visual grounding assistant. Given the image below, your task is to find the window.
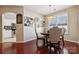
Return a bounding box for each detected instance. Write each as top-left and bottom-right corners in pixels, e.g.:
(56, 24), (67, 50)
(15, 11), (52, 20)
(48, 14), (68, 34)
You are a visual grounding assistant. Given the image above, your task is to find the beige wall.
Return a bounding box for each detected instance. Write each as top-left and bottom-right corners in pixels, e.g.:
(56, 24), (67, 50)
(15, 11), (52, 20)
(45, 6), (79, 42)
(0, 13), (2, 43)
(0, 6), (24, 43)
(24, 8), (44, 42)
(67, 6), (78, 42)
(77, 6), (79, 42)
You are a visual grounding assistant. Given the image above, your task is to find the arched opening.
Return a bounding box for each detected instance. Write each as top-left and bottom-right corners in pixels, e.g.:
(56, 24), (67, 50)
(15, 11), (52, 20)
(2, 12), (16, 42)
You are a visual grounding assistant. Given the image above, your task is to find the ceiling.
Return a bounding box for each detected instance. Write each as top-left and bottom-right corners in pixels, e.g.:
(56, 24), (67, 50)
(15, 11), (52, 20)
(24, 5), (74, 15)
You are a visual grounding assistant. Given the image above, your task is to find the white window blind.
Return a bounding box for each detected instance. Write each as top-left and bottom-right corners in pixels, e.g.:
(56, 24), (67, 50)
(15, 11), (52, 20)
(48, 14), (68, 34)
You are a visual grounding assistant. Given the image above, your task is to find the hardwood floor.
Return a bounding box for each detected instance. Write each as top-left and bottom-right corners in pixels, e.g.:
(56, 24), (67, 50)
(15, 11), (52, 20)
(0, 43), (2, 53)
(64, 41), (79, 54)
(0, 40), (79, 54)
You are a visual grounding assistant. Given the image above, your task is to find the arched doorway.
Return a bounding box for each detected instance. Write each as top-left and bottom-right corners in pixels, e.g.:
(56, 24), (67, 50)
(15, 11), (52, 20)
(2, 12), (16, 42)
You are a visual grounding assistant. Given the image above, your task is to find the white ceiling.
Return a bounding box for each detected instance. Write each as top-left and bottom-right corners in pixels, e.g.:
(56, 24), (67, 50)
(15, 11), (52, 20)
(24, 5), (74, 15)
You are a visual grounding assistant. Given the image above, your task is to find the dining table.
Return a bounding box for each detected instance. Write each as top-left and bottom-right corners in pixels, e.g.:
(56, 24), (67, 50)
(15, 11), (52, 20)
(40, 32), (49, 46)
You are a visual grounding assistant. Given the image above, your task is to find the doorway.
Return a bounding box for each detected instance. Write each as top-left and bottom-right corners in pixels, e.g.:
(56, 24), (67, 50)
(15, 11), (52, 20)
(2, 12), (16, 42)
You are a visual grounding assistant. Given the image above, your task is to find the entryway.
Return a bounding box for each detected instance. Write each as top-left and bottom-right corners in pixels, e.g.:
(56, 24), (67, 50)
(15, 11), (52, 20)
(2, 12), (16, 42)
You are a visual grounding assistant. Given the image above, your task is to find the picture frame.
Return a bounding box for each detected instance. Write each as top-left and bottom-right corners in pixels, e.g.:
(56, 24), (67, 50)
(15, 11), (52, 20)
(24, 16), (33, 26)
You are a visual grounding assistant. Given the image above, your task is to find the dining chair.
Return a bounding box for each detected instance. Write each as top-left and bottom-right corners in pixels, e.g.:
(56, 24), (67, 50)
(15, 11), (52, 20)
(35, 26), (45, 48)
(47, 27), (62, 53)
(60, 27), (66, 48)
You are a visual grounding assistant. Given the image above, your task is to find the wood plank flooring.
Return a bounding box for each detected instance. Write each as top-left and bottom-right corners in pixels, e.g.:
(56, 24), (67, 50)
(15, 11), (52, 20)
(0, 40), (79, 54)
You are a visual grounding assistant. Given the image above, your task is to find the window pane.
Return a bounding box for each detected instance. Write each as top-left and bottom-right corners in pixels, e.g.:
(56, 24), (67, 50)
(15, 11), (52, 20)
(48, 14), (68, 34)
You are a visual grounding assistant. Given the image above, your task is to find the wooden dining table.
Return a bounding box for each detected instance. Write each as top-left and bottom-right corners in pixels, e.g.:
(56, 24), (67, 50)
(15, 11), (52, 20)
(41, 33), (49, 36)
(40, 33), (49, 46)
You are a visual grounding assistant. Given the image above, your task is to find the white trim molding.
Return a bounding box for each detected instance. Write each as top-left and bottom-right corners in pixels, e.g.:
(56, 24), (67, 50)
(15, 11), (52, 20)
(65, 39), (79, 44)
(24, 38), (36, 43)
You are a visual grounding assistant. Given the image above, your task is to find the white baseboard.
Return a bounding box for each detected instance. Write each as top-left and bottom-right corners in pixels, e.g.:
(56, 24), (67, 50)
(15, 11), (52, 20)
(2, 39), (36, 43)
(24, 38), (36, 43)
(65, 39), (79, 44)
(17, 39), (79, 44)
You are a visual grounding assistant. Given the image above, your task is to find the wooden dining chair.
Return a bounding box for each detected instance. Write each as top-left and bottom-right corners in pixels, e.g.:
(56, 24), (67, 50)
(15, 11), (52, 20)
(60, 27), (66, 48)
(47, 27), (62, 53)
(35, 25), (45, 48)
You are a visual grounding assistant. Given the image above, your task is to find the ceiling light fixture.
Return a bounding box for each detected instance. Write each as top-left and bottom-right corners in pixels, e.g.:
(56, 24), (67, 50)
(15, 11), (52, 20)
(49, 5), (52, 7)
(48, 5), (52, 14)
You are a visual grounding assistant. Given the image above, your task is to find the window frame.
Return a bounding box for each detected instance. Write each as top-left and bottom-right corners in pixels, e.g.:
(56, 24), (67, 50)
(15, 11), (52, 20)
(48, 13), (69, 35)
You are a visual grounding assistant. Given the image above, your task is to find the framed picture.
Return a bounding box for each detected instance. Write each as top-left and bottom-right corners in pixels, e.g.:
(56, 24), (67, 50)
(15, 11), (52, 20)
(16, 14), (23, 24)
(24, 17), (33, 26)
